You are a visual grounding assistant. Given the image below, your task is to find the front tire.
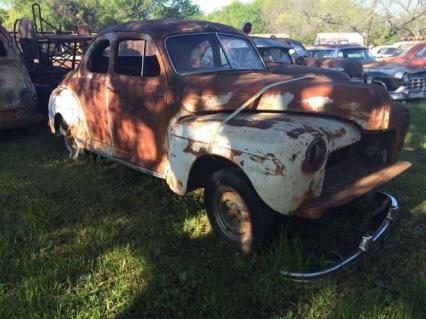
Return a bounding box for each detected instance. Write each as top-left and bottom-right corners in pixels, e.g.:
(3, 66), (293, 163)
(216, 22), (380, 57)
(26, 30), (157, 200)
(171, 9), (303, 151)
(204, 167), (277, 254)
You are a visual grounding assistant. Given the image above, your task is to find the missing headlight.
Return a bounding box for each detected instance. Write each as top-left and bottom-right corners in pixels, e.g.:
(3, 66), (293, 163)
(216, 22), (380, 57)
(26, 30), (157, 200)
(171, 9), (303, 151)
(302, 138), (327, 173)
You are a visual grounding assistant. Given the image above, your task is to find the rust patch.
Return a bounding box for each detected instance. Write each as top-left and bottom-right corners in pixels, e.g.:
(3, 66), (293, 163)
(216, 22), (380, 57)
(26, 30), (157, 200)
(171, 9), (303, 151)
(183, 139), (208, 157)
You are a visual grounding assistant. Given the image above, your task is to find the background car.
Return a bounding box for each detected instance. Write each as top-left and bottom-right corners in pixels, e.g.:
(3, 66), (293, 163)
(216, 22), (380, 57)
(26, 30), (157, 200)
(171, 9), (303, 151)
(363, 41), (426, 100)
(0, 25), (42, 129)
(307, 44), (376, 64)
(252, 36), (363, 81)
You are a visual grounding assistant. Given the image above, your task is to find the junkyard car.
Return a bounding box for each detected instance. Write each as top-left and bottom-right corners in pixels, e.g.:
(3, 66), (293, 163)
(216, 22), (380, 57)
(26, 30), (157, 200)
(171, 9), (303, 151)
(253, 37), (363, 81)
(0, 25), (42, 129)
(48, 20), (411, 275)
(363, 41), (426, 100)
(307, 44), (376, 64)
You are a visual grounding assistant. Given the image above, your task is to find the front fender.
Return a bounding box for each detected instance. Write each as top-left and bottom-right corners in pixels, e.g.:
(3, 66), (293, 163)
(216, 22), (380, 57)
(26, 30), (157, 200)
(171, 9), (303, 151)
(167, 112), (361, 215)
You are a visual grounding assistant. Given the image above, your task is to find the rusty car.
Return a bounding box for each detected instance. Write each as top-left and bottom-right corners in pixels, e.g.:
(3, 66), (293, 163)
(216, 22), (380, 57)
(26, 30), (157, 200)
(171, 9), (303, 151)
(48, 19), (411, 279)
(0, 24), (42, 130)
(363, 41), (426, 100)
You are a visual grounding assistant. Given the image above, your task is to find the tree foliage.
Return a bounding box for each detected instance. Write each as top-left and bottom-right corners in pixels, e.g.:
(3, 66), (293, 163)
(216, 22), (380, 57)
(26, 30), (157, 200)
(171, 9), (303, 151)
(1, 0), (201, 32)
(207, 0), (267, 33)
(0, 0), (424, 44)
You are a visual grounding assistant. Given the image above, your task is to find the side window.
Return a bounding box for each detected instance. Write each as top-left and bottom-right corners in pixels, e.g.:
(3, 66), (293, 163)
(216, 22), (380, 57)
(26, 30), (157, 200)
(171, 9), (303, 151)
(88, 40), (110, 74)
(415, 47), (426, 57)
(114, 38), (161, 77)
(0, 38), (7, 57)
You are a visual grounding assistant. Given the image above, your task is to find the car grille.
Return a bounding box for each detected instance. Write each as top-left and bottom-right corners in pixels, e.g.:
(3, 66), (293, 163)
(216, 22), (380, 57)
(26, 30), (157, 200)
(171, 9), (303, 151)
(407, 74), (426, 92)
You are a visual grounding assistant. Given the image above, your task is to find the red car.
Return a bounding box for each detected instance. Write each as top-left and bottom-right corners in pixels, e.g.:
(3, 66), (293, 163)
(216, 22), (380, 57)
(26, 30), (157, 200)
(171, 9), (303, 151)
(384, 41), (426, 67)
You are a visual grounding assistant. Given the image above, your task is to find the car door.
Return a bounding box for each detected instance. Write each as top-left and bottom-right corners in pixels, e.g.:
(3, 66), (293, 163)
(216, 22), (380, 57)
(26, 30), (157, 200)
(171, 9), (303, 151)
(108, 32), (168, 175)
(75, 34), (112, 148)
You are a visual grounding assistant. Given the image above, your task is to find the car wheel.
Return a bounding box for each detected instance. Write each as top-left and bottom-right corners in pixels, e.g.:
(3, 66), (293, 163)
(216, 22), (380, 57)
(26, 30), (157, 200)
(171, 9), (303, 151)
(204, 167), (277, 254)
(60, 122), (82, 160)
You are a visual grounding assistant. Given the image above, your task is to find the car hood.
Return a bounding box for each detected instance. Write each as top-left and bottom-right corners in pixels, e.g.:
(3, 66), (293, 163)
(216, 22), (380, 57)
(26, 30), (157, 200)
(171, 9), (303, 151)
(181, 72), (391, 131)
(304, 57), (363, 78)
(365, 60), (426, 74)
(265, 63), (350, 82)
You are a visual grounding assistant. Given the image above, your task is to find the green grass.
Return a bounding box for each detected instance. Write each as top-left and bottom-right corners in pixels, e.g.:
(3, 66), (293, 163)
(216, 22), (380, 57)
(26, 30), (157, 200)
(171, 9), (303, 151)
(0, 102), (425, 318)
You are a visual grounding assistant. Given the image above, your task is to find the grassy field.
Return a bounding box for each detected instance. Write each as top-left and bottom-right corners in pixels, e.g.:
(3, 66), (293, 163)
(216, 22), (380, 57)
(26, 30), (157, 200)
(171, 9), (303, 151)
(0, 102), (425, 318)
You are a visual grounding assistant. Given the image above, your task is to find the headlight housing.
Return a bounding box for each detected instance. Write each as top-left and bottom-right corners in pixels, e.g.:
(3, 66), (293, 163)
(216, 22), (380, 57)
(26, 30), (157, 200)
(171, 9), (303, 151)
(303, 138), (327, 173)
(366, 75), (374, 84)
(394, 71), (406, 79)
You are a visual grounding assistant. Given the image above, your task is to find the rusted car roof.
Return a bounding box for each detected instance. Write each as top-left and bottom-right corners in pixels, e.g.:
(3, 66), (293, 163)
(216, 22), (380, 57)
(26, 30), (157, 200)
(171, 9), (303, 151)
(99, 19), (245, 39)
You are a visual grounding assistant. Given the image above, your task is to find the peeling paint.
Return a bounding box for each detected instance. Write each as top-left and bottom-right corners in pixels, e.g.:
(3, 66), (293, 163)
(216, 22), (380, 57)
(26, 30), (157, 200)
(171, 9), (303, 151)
(302, 96), (334, 111)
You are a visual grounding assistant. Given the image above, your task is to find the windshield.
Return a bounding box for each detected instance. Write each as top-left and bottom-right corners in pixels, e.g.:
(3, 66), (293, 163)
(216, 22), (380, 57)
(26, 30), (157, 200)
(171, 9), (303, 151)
(338, 48), (375, 61)
(258, 47), (292, 64)
(310, 49), (334, 58)
(166, 33), (264, 75)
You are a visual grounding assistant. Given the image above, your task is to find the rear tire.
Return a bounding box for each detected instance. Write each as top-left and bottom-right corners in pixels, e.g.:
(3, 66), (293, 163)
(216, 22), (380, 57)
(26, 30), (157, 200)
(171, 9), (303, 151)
(204, 167), (277, 254)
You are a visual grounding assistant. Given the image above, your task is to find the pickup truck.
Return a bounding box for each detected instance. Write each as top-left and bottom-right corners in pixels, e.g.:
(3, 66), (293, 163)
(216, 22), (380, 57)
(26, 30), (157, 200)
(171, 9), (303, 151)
(48, 20), (411, 279)
(0, 25), (42, 129)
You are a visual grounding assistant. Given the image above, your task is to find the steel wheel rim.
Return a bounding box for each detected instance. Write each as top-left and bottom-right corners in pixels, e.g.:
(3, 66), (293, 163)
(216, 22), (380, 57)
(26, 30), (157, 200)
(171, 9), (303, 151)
(213, 186), (251, 242)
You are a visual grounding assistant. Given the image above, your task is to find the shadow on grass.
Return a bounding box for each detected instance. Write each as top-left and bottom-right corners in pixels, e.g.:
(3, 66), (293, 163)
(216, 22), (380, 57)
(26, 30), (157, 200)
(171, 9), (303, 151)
(0, 110), (425, 318)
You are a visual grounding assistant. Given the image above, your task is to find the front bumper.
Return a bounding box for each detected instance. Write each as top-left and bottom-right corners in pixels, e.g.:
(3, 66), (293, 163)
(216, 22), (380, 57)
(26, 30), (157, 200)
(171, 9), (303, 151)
(388, 85), (426, 101)
(282, 192), (398, 282)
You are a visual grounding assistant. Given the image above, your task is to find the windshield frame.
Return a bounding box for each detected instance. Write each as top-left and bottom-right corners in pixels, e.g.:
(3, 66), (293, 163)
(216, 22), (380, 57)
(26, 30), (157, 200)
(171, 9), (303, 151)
(164, 32), (266, 76)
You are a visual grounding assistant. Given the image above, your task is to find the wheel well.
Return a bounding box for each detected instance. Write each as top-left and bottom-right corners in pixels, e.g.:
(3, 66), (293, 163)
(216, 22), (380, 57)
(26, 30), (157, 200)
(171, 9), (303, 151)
(54, 113), (65, 135)
(186, 155), (244, 192)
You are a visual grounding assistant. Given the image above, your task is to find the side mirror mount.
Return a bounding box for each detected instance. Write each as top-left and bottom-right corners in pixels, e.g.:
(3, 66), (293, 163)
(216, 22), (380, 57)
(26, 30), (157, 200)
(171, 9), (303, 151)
(242, 22), (252, 34)
(295, 56), (305, 65)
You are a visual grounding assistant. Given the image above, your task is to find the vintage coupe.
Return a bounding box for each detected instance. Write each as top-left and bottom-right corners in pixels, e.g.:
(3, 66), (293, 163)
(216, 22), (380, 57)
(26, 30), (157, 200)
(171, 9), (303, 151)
(0, 25), (42, 129)
(48, 20), (411, 278)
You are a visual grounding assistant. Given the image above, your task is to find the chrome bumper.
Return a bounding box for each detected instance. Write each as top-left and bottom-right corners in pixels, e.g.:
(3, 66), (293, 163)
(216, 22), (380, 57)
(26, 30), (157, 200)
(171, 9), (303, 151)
(389, 86), (426, 100)
(282, 192), (398, 282)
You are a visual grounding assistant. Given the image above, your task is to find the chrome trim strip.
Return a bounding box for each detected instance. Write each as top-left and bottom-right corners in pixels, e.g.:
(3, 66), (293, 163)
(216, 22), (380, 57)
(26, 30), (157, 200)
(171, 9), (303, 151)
(281, 192), (398, 282)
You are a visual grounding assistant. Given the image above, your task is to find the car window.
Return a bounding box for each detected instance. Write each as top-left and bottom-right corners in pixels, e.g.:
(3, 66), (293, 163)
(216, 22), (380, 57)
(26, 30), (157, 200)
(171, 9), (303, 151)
(312, 50), (334, 58)
(114, 38), (161, 77)
(0, 38), (7, 57)
(217, 34), (264, 70)
(291, 42), (307, 57)
(166, 33), (264, 75)
(88, 39), (110, 74)
(115, 39), (144, 76)
(415, 47), (426, 57)
(340, 49), (374, 61)
(259, 47), (292, 64)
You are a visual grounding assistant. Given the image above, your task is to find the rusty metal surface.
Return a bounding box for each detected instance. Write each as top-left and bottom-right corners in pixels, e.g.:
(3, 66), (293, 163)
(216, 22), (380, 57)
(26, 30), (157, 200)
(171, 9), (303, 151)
(0, 25), (41, 129)
(297, 160), (411, 218)
(180, 72), (391, 131)
(265, 63), (350, 82)
(48, 20), (410, 217)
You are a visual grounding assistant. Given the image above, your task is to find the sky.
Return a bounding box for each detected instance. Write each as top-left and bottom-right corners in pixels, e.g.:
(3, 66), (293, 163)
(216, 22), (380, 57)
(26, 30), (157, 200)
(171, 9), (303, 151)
(193, 0), (252, 13)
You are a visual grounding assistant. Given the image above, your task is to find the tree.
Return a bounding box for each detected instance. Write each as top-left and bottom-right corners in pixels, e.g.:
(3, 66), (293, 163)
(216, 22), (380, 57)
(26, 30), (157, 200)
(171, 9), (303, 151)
(0, 8), (8, 25)
(1, 0), (201, 31)
(207, 0), (267, 33)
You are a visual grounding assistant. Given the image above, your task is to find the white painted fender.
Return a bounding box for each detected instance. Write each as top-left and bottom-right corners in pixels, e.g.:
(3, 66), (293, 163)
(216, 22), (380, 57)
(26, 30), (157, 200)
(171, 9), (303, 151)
(167, 112), (361, 215)
(48, 86), (90, 147)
